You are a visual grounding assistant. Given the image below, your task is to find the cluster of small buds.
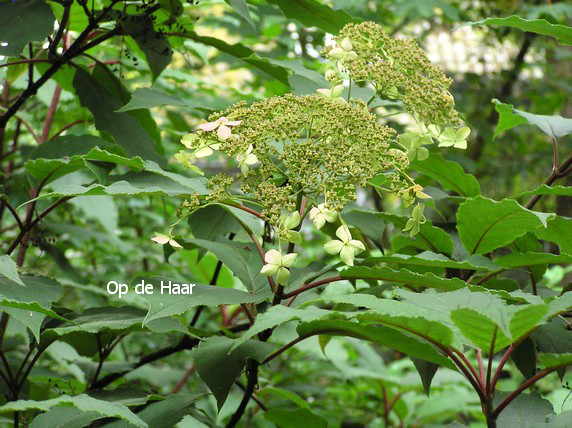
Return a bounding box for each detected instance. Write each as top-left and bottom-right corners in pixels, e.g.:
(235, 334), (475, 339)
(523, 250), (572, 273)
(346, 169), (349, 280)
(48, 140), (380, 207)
(326, 21), (461, 126)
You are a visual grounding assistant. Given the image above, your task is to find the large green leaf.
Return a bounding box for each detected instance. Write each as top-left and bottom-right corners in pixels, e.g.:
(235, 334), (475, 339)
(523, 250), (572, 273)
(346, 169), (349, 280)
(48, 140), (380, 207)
(231, 305), (332, 350)
(191, 336), (273, 409)
(341, 266), (472, 292)
(365, 252), (499, 271)
(264, 408), (328, 428)
(182, 238), (268, 291)
(314, 293), (454, 346)
(297, 320), (455, 369)
(377, 212), (454, 255)
(268, 0), (356, 34)
(534, 216), (572, 253)
(492, 99), (572, 139)
(494, 252), (572, 269)
(537, 353), (572, 369)
(411, 153), (480, 197)
(100, 394), (198, 428)
(0, 0), (55, 56)
(513, 185), (572, 200)
(0, 395), (146, 427)
(0, 255), (25, 286)
(494, 392), (555, 427)
(117, 88), (186, 112)
(141, 278), (271, 324)
(457, 196), (553, 255)
(73, 67), (164, 164)
(465, 15), (572, 45)
(0, 275), (64, 334)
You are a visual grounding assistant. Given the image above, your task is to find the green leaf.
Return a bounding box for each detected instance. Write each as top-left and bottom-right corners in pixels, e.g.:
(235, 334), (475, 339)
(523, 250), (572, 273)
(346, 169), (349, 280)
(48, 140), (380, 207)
(257, 387), (311, 410)
(411, 153), (480, 197)
(377, 212), (454, 255)
(182, 238), (267, 291)
(412, 357), (439, 396)
(0, 0), (55, 56)
(188, 204), (262, 241)
(465, 16), (572, 45)
(0, 395), (146, 427)
(494, 392), (555, 427)
(495, 252), (572, 268)
(0, 255), (25, 286)
(513, 185), (572, 199)
(365, 252), (499, 271)
(534, 216), (572, 253)
(98, 394), (198, 428)
(141, 278), (270, 324)
(231, 305), (331, 351)
(73, 67), (164, 164)
(314, 293), (454, 347)
(110, 11), (172, 80)
(31, 167), (208, 201)
(511, 338), (536, 379)
(191, 336), (273, 410)
(297, 320), (455, 369)
(183, 32), (289, 85)
(268, 0), (356, 34)
(492, 99), (572, 139)
(264, 408), (328, 428)
(450, 304), (548, 353)
(117, 88), (187, 112)
(0, 275), (65, 332)
(341, 266), (473, 292)
(457, 196), (553, 255)
(342, 209), (385, 245)
(225, 0), (256, 31)
(531, 318), (572, 356)
(27, 142), (145, 184)
(537, 353), (572, 369)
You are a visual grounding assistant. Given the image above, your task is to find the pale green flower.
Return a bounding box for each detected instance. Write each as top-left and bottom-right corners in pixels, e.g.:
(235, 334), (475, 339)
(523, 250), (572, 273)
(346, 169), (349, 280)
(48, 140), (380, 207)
(399, 131), (433, 161)
(317, 84), (344, 101)
(324, 225), (365, 266)
(151, 232), (183, 249)
(260, 249), (297, 285)
(438, 126), (470, 149)
(174, 150), (203, 176)
(237, 144), (259, 177)
(278, 212), (302, 244)
(198, 116), (241, 141)
(181, 133), (221, 158)
(309, 203), (337, 229)
(403, 204), (427, 237)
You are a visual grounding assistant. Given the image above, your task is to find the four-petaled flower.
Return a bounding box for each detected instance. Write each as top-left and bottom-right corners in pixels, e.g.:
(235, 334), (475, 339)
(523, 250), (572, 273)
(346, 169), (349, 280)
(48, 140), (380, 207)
(309, 203), (337, 229)
(237, 145), (259, 176)
(438, 126), (470, 149)
(399, 131), (433, 161)
(317, 84), (344, 102)
(260, 249), (297, 285)
(278, 212), (302, 244)
(198, 116), (241, 141)
(181, 133), (221, 158)
(328, 37), (357, 62)
(174, 150), (203, 176)
(324, 225), (365, 266)
(151, 232), (183, 249)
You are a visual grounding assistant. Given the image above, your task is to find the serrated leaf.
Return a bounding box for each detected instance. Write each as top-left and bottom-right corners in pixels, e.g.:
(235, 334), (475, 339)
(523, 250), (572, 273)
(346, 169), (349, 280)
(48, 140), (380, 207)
(0, 255), (25, 286)
(141, 278), (270, 324)
(0, 0), (55, 56)
(365, 251), (499, 271)
(535, 216), (572, 253)
(341, 266), (473, 292)
(0, 395), (146, 427)
(513, 185), (572, 199)
(191, 336), (273, 410)
(231, 305), (331, 351)
(457, 196), (553, 255)
(264, 408), (328, 428)
(297, 320), (454, 369)
(411, 153), (480, 197)
(465, 15), (572, 45)
(268, 0), (356, 34)
(377, 212), (454, 255)
(495, 252), (572, 268)
(313, 293), (454, 346)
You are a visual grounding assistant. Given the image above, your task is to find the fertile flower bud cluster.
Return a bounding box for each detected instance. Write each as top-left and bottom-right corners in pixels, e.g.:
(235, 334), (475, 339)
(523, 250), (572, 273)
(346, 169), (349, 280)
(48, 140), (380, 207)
(192, 94), (408, 223)
(327, 21), (460, 126)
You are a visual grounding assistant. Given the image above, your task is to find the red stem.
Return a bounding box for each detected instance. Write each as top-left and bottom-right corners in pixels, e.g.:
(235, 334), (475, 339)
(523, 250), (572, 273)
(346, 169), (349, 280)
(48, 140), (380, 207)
(282, 275), (343, 299)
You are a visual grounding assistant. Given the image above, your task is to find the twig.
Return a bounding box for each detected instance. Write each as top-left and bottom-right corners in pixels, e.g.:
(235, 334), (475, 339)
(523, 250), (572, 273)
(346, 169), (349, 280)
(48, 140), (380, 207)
(525, 153), (572, 209)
